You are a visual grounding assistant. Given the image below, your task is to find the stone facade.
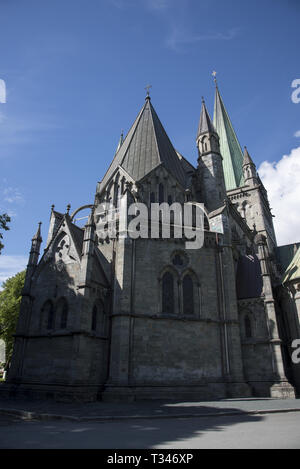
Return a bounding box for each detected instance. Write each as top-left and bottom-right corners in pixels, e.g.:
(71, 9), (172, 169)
(3, 90), (299, 401)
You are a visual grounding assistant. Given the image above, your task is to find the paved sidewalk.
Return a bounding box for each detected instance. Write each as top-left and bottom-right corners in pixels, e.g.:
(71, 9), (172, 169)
(0, 396), (300, 422)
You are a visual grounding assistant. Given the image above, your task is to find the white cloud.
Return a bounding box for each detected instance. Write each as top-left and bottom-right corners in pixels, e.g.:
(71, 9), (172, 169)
(258, 146), (300, 246)
(0, 79), (6, 104)
(0, 255), (27, 289)
(108, 0), (169, 9)
(145, 0), (169, 10)
(3, 187), (24, 205)
(0, 113), (60, 149)
(0, 184), (25, 219)
(294, 130), (300, 137)
(165, 26), (239, 52)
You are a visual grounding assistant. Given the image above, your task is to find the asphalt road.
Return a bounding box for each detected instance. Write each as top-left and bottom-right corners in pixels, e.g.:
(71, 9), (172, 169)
(0, 411), (300, 449)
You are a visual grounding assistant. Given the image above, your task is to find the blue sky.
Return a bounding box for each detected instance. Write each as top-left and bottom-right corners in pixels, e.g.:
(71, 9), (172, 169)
(0, 0), (300, 283)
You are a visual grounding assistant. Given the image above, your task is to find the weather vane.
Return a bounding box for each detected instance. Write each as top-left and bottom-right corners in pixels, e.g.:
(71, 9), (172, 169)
(145, 84), (152, 97)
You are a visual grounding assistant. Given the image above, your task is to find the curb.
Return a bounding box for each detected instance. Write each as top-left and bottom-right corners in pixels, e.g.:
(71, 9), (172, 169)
(1, 406), (300, 422)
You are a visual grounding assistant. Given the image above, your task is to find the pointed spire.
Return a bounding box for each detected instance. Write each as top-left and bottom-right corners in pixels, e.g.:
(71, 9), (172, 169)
(243, 146), (255, 167)
(86, 205), (96, 227)
(243, 146), (257, 186)
(116, 130), (124, 154)
(213, 85), (244, 191)
(197, 97), (217, 139)
(32, 222), (42, 241)
(27, 221), (42, 277)
(99, 96), (186, 190)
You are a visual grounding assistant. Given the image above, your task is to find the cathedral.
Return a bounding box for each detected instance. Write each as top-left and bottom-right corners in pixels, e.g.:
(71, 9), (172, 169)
(4, 83), (300, 402)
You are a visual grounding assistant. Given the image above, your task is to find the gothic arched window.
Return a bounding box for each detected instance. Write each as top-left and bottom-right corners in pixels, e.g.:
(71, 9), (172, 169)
(56, 298), (68, 329)
(162, 271), (174, 314)
(183, 274), (194, 315)
(150, 192), (155, 204)
(245, 315), (252, 338)
(116, 185), (121, 209)
(202, 136), (208, 153)
(42, 300), (54, 330)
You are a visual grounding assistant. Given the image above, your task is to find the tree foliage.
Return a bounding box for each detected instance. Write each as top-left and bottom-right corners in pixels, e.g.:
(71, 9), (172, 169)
(0, 213), (11, 254)
(0, 270), (25, 361)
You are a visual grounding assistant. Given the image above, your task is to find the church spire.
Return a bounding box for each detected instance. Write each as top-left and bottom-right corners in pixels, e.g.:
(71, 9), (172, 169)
(213, 84), (244, 191)
(196, 97), (226, 212)
(197, 97), (217, 139)
(24, 222), (42, 292)
(243, 146), (257, 186)
(243, 145), (254, 166)
(99, 95), (186, 191)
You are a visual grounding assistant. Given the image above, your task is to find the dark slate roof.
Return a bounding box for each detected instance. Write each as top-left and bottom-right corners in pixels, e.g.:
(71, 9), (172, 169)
(53, 210), (64, 221)
(197, 99), (217, 138)
(64, 216), (84, 256)
(100, 97), (187, 191)
(236, 254), (263, 299)
(176, 150), (196, 187)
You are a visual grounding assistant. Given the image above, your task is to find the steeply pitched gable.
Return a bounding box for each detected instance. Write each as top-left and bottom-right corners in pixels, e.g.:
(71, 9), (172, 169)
(99, 97), (187, 191)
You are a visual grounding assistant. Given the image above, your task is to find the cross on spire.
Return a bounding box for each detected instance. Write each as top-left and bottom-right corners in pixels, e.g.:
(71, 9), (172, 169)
(145, 84), (152, 98)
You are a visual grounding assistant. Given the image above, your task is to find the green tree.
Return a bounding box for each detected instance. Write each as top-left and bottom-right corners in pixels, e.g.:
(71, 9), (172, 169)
(0, 270), (25, 361)
(0, 213), (11, 254)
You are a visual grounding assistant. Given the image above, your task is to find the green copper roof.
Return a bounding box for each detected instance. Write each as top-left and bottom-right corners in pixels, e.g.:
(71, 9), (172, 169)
(213, 86), (244, 191)
(282, 245), (300, 283)
(276, 243), (300, 273)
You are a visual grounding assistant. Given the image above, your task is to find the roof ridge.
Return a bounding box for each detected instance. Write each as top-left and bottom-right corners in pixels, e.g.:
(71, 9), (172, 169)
(149, 100), (187, 186)
(101, 97), (187, 190)
(99, 101), (147, 191)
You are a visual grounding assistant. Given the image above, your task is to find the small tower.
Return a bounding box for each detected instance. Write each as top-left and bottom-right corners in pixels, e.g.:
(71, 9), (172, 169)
(196, 98), (226, 212)
(24, 222), (42, 292)
(79, 207), (96, 286)
(29, 222), (42, 266)
(243, 146), (257, 187)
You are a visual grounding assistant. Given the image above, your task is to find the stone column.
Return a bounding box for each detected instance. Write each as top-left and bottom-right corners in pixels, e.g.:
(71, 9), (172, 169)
(256, 233), (295, 398)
